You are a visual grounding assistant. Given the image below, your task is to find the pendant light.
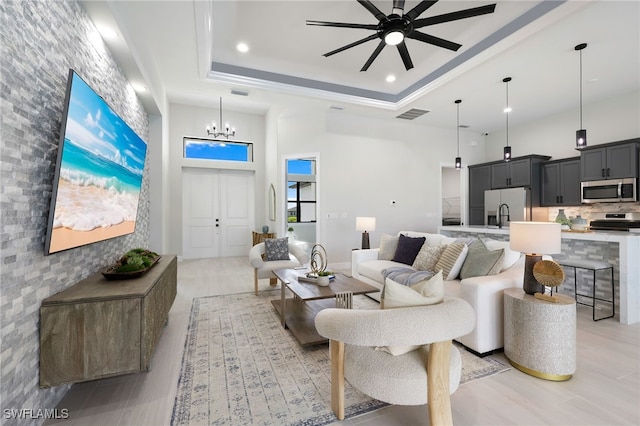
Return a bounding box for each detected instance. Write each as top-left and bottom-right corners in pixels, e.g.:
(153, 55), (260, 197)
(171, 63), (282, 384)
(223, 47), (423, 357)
(575, 43), (587, 149)
(503, 77), (512, 162)
(454, 99), (462, 170)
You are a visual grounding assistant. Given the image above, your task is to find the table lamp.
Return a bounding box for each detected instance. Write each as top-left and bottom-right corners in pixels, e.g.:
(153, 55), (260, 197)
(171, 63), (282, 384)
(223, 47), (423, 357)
(355, 217), (376, 250)
(509, 222), (561, 295)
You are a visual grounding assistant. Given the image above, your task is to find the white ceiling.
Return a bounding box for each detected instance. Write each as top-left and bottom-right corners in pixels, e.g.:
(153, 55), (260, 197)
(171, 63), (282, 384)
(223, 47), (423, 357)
(82, 0), (639, 135)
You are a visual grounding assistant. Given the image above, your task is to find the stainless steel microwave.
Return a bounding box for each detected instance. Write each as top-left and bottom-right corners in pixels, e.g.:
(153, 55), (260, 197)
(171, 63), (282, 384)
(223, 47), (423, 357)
(581, 178), (637, 203)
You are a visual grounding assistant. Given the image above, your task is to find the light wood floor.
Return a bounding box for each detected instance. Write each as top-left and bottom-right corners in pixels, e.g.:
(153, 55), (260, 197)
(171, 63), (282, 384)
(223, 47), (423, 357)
(46, 256), (640, 426)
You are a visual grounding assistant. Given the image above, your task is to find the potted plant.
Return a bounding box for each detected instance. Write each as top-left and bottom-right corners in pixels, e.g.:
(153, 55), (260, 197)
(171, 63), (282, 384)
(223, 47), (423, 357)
(102, 248), (161, 280)
(317, 270), (332, 286)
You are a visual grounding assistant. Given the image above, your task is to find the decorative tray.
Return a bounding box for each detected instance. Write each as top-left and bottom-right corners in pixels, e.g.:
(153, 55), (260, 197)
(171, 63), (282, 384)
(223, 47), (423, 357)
(102, 256), (161, 280)
(561, 228), (593, 233)
(297, 273), (335, 284)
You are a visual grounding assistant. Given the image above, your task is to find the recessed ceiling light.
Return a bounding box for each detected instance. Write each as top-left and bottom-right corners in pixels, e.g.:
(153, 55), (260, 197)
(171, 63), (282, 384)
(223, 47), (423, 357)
(503, 107), (512, 113)
(386, 74), (396, 83)
(97, 25), (118, 40)
(236, 42), (249, 53)
(132, 83), (147, 93)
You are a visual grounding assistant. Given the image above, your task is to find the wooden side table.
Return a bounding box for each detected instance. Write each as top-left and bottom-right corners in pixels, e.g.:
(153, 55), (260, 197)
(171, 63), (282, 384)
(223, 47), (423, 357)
(503, 287), (576, 381)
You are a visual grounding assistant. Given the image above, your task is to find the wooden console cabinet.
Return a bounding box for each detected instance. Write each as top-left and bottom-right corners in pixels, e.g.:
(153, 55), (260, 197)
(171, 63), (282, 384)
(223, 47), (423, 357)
(39, 255), (177, 388)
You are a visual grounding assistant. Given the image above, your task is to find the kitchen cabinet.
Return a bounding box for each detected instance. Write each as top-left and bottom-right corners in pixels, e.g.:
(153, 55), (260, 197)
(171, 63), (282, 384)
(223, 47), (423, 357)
(581, 139), (639, 181)
(491, 158), (532, 188)
(467, 155), (549, 226)
(468, 164), (491, 225)
(541, 157), (581, 206)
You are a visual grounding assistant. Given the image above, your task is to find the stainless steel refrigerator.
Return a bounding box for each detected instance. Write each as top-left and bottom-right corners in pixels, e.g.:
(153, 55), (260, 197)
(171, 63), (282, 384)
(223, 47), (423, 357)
(484, 187), (548, 227)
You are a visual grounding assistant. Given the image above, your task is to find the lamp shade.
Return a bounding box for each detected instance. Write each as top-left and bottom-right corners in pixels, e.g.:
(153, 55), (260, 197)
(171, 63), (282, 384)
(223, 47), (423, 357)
(356, 217), (376, 232)
(509, 222), (561, 255)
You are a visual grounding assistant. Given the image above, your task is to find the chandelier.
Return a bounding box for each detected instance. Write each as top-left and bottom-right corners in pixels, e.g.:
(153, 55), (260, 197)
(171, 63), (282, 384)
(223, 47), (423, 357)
(206, 97), (236, 139)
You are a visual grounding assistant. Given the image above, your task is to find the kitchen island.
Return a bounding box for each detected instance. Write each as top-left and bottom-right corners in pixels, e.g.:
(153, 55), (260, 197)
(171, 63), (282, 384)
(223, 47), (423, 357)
(438, 225), (640, 325)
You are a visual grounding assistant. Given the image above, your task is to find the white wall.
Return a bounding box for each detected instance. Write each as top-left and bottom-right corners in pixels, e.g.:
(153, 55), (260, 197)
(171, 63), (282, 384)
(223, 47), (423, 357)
(168, 103), (266, 256)
(277, 108), (485, 263)
(485, 90), (640, 161)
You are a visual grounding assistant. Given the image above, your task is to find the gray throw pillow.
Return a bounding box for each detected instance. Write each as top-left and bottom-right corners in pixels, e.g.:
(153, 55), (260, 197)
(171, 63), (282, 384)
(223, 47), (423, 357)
(459, 239), (504, 279)
(265, 237), (290, 261)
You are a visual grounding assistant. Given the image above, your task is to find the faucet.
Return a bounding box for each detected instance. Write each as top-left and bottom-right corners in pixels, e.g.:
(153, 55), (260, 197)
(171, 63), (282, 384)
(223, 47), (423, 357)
(497, 203), (510, 229)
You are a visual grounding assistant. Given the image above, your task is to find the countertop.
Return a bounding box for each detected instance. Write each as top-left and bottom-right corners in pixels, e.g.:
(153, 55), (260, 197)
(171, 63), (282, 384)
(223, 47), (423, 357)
(438, 225), (640, 242)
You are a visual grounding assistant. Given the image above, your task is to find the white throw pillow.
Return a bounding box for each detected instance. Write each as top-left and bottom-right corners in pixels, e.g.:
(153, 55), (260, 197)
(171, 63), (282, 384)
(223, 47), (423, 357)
(377, 271), (444, 356)
(378, 234), (399, 260)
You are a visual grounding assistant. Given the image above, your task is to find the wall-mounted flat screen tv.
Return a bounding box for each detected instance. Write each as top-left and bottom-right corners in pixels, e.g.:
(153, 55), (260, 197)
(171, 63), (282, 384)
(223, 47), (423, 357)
(44, 69), (147, 255)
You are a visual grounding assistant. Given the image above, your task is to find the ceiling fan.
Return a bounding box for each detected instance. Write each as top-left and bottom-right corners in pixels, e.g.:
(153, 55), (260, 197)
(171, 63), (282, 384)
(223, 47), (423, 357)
(307, 0), (497, 71)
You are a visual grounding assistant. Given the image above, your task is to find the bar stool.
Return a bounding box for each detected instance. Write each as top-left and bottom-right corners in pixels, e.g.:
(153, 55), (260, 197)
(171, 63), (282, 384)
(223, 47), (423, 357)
(556, 259), (615, 321)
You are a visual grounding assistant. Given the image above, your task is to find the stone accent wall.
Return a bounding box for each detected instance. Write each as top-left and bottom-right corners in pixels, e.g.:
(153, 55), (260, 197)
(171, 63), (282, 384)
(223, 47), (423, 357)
(445, 231), (619, 319)
(0, 1), (149, 421)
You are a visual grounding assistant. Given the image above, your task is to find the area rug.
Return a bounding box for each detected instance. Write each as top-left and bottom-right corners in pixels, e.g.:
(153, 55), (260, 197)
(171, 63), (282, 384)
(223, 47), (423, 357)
(171, 291), (509, 426)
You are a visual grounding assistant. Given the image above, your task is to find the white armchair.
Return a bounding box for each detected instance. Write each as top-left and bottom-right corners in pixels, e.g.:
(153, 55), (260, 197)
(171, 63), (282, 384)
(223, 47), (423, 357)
(315, 297), (475, 424)
(248, 242), (309, 295)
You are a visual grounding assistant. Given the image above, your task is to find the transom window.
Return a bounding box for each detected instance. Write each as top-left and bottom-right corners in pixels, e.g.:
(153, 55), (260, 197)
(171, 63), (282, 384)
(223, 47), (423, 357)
(183, 137), (253, 162)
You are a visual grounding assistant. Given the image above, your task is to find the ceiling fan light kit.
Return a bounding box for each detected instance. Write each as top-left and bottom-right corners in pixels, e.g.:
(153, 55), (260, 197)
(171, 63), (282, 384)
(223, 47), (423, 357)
(503, 76), (512, 162)
(575, 42), (588, 149)
(307, 0), (497, 72)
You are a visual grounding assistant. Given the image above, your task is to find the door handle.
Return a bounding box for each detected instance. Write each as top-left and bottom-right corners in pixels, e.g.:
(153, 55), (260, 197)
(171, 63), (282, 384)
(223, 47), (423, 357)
(602, 168), (606, 177)
(607, 168), (610, 177)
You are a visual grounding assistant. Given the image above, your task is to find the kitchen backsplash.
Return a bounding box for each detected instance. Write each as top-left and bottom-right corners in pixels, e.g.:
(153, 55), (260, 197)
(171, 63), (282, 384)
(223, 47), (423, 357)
(548, 202), (640, 222)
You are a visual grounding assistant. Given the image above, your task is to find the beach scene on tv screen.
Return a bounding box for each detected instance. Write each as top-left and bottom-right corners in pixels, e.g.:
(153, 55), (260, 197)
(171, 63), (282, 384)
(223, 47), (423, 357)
(48, 72), (147, 254)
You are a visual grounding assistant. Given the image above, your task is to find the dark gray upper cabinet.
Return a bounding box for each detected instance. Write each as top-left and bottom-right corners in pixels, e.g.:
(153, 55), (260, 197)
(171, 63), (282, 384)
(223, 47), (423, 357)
(581, 139), (639, 181)
(491, 158), (532, 188)
(542, 157), (581, 206)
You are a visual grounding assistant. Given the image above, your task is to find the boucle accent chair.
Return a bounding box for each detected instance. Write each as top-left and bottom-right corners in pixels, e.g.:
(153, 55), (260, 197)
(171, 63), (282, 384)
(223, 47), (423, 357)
(248, 242), (309, 295)
(315, 297), (475, 425)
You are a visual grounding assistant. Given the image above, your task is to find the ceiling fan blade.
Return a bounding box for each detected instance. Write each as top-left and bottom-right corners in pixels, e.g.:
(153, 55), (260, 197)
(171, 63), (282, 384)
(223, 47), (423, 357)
(405, 0), (438, 21)
(406, 30), (462, 51)
(361, 40), (386, 71)
(323, 33), (379, 57)
(392, 0), (405, 11)
(357, 0), (387, 21)
(306, 20), (377, 30)
(397, 42), (414, 70)
(413, 4), (497, 28)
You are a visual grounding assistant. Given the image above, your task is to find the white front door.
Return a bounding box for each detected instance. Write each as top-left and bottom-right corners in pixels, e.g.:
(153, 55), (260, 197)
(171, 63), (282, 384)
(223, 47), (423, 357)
(219, 170), (254, 257)
(182, 168), (254, 259)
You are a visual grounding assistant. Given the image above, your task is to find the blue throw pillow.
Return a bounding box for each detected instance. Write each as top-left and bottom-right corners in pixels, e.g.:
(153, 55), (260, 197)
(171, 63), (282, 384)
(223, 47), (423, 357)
(392, 234), (426, 265)
(265, 237), (290, 261)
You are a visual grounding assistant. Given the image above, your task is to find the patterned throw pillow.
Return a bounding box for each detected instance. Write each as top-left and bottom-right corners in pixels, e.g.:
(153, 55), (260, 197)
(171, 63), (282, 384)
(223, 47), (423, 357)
(412, 243), (445, 271)
(264, 237), (290, 261)
(459, 239), (504, 279)
(433, 242), (469, 280)
(392, 234), (426, 265)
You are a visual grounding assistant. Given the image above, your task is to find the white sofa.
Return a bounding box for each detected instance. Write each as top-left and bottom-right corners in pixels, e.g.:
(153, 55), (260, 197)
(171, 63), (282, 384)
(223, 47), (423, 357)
(351, 231), (525, 356)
